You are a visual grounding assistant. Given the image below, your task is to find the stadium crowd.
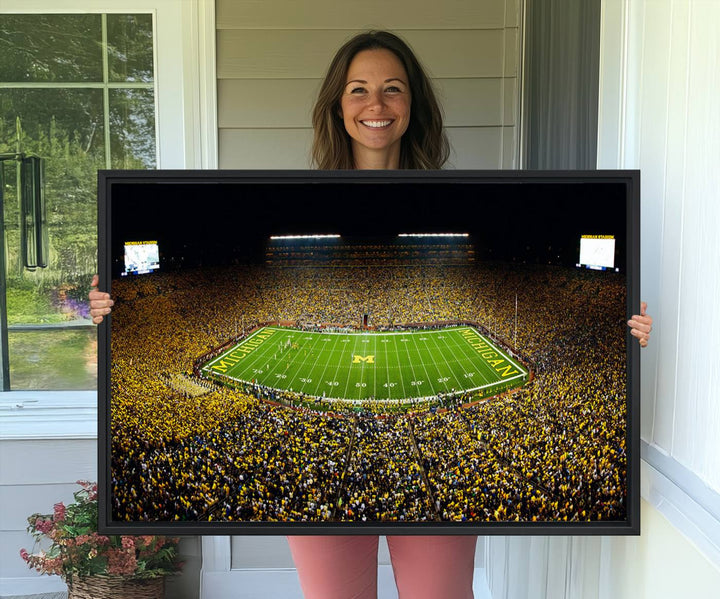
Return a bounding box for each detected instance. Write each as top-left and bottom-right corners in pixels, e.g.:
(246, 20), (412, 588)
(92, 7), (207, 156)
(109, 261), (628, 524)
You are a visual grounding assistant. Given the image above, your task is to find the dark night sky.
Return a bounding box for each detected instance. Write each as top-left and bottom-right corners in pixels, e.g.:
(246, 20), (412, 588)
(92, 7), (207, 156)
(106, 174), (630, 274)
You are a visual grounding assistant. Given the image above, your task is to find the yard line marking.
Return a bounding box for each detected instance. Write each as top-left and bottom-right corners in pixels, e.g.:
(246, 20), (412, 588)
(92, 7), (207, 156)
(425, 331), (455, 394)
(248, 327), (303, 385)
(341, 336), (357, 400)
(384, 333), (392, 400)
(409, 331), (435, 398)
(393, 334), (409, 399)
(328, 332), (356, 400)
(314, 332), (339, 400)
(371, 334), (378, 401)
(445, 327), (493, 388)
(400, 333), (422, 399)
(284, 328), (327, 393)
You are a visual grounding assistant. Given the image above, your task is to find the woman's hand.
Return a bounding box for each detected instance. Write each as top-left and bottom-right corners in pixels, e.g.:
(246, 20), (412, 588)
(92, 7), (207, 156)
(89, 274), (114, 324)
(627, 301), (652, 348)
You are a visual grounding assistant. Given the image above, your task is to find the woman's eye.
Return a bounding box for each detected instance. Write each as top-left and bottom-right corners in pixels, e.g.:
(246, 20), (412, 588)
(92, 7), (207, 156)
(349, 87), (367, 94)
(385, 86), (402, 93)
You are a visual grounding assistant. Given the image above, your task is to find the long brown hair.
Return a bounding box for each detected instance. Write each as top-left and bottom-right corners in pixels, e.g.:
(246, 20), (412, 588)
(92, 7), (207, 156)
(311, 31), (449, 169)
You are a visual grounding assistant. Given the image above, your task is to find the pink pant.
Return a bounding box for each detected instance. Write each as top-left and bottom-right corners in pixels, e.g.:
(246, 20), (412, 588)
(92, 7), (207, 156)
(287, 535), (476, 599)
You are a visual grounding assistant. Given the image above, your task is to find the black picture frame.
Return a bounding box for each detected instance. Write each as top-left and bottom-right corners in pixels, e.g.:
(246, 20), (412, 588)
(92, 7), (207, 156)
(98, 169), (640, 536)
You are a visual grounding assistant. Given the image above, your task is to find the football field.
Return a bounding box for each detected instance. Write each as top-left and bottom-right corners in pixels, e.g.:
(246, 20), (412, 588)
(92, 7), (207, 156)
(201, 326), (528, 403)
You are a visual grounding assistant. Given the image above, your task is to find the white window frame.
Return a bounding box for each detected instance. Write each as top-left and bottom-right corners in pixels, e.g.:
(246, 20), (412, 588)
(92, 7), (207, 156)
(0, 0), (217, 438)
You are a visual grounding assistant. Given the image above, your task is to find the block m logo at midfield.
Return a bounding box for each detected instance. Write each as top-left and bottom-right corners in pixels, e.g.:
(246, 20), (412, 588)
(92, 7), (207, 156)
(352, 355), (375, 364)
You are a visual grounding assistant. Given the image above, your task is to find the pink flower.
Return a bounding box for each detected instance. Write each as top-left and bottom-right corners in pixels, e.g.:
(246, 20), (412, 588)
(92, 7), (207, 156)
(53, 502), (66, 522)
(34, 518), (54, 534)
(19, 548), (29, 562)
(121, 536), (135, 550)
(107, 548), (137, 576)
(75, 480), (98, 500)
(43, 556), (64, 576)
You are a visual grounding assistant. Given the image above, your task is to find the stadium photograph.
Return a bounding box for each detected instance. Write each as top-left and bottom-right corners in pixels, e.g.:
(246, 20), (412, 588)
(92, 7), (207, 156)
(102, 173), (633, 530)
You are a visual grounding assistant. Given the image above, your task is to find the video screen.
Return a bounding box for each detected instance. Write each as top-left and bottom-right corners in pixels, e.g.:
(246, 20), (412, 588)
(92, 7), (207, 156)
(579, 235), (616, 271)
(122, 241), (159, 276)
(98, 170), (640, 535)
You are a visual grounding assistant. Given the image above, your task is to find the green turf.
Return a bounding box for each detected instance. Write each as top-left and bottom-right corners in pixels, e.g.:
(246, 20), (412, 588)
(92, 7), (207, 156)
(201, 326), (528, 404)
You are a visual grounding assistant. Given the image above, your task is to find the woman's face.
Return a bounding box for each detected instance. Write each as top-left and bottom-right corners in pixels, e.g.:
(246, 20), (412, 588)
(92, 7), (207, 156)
(340, 49), (411, 166)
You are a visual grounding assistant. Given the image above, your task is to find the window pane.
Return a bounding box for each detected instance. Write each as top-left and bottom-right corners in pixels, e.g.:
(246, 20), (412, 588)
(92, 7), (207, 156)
(8, 329), (97, 390)
(1, 12), (156, 390)
(107, 14), (154, 83)
(0, 89), (106, 162)
(0, 14), (102, 82)
(1, 88), (104, 292)
(110, 89), (156, 169)
(2, 89), (101, 389)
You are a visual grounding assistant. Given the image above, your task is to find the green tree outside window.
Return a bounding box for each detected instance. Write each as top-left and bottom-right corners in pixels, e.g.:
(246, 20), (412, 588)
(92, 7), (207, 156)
(0, 13), (155, 389)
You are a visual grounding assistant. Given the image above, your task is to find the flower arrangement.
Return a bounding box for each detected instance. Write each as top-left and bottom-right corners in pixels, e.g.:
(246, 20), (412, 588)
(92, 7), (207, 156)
(20, 481), (182, 584)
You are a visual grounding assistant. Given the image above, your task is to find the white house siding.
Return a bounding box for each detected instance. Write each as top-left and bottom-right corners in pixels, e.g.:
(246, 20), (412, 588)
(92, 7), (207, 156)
(216, 0), (522, 170)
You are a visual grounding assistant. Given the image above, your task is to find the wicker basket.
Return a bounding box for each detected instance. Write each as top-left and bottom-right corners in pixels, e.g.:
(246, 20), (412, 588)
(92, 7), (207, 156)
(67, 575), (164, 599)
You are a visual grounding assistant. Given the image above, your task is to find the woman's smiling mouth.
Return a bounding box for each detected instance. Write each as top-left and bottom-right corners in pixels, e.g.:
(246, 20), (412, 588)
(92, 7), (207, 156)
(361, 120), (393, 128)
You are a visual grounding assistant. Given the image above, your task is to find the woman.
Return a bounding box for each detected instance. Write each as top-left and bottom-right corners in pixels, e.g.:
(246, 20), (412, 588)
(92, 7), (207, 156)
(90, 30), (653, 599)
(292, 31), (478, 599)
